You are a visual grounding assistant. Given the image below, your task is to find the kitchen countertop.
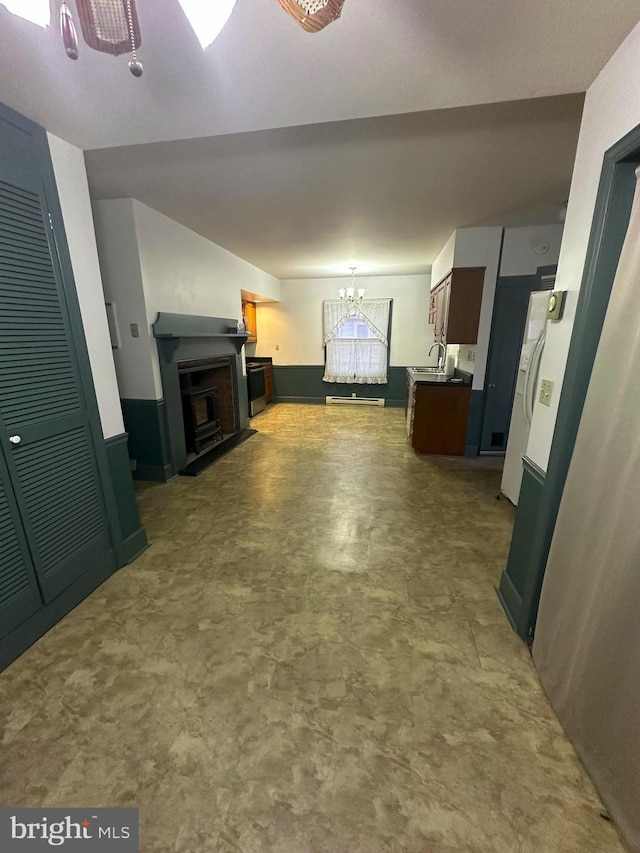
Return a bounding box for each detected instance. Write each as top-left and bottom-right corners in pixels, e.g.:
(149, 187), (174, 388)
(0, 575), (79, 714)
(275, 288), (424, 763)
(406, 367), (471, 386)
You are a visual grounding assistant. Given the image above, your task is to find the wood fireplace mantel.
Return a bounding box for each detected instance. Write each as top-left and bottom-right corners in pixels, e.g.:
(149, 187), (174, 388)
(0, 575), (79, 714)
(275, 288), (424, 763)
(152, 312), (248, 353)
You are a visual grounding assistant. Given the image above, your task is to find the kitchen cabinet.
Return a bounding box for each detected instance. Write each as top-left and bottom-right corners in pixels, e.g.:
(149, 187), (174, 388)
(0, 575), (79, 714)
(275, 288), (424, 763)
(406, 375), (471, 456)
(264, 363), (273, 404)
(242, 300), (257, 343)
(429, 267), (485, 345)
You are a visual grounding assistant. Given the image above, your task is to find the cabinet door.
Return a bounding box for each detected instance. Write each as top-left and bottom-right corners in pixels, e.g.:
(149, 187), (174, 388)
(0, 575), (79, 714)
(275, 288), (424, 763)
(243, 301), (257, 342)
(428, 288), (438, 329)
(411, 385), (471, 455)
(439, 278), (451, 343)
(446, 267), (484, 344)
(0, 165), (115, 603)
(264, 365), (273, 403)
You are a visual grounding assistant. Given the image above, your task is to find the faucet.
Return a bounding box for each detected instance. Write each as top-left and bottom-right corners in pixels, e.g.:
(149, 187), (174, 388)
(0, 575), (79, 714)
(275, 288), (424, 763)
(429, 342), (447, 371)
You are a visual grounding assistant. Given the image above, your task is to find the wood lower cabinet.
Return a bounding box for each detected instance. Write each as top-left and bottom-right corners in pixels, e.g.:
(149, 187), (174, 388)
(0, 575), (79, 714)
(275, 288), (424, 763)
(429, 267), (485, 345)
(264, 364), (273, 404)
(408, 381), (471, 456)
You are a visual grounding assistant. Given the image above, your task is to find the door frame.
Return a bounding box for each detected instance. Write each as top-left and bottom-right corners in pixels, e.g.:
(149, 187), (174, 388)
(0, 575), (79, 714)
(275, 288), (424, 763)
(0, 100), (126, 567)
(498, 123), (640, 642)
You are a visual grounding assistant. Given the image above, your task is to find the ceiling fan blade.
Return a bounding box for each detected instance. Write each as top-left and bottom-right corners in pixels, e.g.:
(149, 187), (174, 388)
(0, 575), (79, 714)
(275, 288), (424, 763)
(273, 0), (346, 33)
(75, 0), (141, 56)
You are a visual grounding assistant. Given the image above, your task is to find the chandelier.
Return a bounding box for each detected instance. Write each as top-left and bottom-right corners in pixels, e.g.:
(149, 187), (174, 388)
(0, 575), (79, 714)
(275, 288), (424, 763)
(338, 267), (366, 306)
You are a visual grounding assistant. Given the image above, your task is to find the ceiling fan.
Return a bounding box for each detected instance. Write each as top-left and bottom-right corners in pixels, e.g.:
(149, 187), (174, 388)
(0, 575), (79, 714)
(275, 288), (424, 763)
(57, 0), (347, 78)
(272, 0), (347, 33)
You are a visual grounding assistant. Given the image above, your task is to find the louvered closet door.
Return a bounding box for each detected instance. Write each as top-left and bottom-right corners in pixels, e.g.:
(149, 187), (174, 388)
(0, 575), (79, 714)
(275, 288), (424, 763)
(0, 447), (42, 637)
(0, 163), (114, 604)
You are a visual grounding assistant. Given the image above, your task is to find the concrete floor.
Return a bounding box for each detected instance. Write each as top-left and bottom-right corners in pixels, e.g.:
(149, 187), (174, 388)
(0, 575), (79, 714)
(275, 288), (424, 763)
(0, 405), (624, 852)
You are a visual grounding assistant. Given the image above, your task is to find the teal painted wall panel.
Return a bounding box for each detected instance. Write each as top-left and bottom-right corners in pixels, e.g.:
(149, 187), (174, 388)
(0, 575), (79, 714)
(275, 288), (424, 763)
(120, 399), (172, 482)
(497, 460), (545, 640)
(273, 366), (407, 406)
(104, 433), (148, 564)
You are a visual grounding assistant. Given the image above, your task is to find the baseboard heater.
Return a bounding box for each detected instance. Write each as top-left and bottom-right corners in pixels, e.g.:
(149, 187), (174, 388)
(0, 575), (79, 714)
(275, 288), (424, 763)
(325, 393), (385, 407)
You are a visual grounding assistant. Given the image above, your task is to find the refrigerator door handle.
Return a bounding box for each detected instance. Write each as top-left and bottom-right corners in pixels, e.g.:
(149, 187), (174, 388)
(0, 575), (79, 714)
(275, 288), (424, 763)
(523, 330), (545, 426)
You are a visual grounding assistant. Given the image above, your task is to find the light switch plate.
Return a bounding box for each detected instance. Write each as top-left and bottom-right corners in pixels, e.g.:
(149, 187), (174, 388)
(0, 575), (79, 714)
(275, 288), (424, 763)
(539, 379), (553, 406)
(130, 323), (140, 338)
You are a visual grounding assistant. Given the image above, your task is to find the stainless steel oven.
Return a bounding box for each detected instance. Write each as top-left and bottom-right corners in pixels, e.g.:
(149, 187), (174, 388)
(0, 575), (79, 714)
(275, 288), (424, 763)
(246, 364), (266, 417)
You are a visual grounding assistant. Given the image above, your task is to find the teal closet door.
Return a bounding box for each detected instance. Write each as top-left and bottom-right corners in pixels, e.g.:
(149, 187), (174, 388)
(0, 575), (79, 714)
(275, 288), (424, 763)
(0, 447), (41, 638)
(0, 164), (115, 603)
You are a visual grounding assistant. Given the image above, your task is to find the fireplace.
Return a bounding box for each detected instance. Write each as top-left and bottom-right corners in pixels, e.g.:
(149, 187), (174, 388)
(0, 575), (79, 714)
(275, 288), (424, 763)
(152, 313), (253, 479)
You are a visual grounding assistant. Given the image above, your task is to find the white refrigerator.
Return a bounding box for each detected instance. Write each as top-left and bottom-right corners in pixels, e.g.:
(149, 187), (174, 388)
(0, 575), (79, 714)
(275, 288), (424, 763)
(500, 290), (549, 505)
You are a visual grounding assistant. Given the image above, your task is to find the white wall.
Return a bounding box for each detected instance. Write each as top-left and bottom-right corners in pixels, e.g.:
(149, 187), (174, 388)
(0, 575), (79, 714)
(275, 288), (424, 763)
(431, 232), (456, 288)
(527, 21), (640, 472)
(500, 224), (564, 278)
(255, 275), (433, 366)
(453, 227), (504, 390)
(133, 202), (280, 394)
(92, 199), (281, 401)
(92, 199), (156, 400)
(47, 134), (124, 439)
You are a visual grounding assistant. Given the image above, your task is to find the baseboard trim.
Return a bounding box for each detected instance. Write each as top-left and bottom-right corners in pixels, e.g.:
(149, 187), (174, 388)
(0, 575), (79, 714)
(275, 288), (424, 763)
(274, 396), (404, 408)
(496, 571), (521, 631)
(120, 527), (149, 565)
(132, 463), (175, 483)
(273, 396), (325, 405)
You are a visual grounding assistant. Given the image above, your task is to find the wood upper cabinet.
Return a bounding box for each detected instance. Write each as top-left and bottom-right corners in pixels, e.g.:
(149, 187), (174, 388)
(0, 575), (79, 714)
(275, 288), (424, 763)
(429, 267), (484, 345)
(242, 300), (257, 342)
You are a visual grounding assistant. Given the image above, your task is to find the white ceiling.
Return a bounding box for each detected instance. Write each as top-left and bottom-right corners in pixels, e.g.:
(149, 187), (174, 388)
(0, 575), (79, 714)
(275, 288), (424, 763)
(87, 95), (584, 278)
(0, 0), (636, 149)
(0, 1), (636, 278)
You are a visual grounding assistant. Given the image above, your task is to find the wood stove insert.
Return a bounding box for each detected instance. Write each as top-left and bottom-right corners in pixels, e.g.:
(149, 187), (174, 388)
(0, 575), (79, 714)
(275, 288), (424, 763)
(178, 357), (237, 455)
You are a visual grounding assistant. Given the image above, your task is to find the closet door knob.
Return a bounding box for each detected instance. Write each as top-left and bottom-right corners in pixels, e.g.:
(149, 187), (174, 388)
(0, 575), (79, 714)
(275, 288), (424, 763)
(9, 435), (22, 445)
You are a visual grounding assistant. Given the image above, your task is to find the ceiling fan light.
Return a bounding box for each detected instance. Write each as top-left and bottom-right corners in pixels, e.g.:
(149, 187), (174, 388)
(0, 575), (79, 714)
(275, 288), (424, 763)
(2, 0), (50, 28)
(177, 0), (236, 49)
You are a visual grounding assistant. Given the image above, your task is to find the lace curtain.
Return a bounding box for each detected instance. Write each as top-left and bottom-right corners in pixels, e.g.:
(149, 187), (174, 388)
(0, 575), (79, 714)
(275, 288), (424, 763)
(323, 298), (391, 383)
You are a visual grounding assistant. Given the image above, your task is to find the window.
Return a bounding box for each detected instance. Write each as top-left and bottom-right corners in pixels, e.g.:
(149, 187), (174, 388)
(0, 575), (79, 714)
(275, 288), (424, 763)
(323, 299), (392, 384)
(335, 317), (378, 340)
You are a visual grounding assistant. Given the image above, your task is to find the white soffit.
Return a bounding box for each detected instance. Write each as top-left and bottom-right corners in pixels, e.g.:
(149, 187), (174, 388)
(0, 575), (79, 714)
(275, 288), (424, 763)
(86, 95), (584, 279)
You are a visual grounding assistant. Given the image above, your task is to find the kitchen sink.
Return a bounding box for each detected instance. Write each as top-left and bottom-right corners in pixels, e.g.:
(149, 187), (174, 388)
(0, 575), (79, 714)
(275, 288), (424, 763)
(410, 367), (443, 373)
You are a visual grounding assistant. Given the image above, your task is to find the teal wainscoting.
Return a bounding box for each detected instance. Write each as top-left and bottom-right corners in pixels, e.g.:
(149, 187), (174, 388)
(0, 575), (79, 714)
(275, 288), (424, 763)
(104, 433), (148, 564)
(497, 456), (546, 639)
(464, 389), (485, 457)
(272, 366), (407, 407)
(120, 398), (173, 482)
